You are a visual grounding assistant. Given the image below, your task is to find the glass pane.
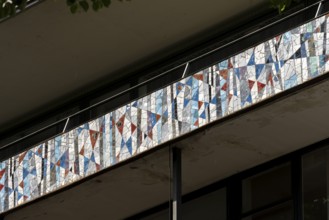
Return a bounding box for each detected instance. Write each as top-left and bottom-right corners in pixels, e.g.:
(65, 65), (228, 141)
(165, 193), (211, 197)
(303, 147), (329, 220)
(242, 164), (291, 213)
(142, 188), (226, 220)
(182, 188), (226, 220)
(242, 202), (293, 220)
(141, 209), (169, 220)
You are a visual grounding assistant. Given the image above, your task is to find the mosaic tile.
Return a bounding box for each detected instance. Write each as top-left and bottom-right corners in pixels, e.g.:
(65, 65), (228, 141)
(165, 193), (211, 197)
(1, 13), (329, 213)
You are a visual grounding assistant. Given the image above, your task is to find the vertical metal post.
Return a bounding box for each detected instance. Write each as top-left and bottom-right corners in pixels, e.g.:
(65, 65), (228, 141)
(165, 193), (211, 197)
(292, 156), (303, 220)
(227, 177), (242, 220)
(170, 147), (182, 220)
(315, 1), (323, 18)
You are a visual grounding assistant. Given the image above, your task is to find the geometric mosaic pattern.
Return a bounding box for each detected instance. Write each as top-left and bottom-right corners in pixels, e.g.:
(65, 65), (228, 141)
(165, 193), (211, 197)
(1, 13), (329, 213)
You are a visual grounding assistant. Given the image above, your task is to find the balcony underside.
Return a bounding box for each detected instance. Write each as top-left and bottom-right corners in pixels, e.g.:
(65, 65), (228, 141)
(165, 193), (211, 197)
(3, 74), (329, 220)
(0, 0), (267, 133)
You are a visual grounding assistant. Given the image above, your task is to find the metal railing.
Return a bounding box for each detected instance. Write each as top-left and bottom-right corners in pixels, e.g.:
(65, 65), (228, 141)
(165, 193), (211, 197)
(0, 1), (328, 214)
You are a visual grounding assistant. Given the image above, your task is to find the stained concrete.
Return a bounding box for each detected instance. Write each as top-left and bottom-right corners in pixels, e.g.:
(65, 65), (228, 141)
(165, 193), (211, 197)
(3, 77), (329, 220)
(0, 0), (267, 132)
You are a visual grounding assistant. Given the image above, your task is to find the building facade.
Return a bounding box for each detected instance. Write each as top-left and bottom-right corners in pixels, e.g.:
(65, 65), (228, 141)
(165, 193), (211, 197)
(1, 0), (329, 219)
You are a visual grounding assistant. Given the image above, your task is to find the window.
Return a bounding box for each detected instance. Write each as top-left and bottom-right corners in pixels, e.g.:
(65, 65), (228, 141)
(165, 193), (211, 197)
(242, 164), (292, 220)
(142, 188), (226, 220)
(182, 188), (226, 220)
(135, 141), (329, 220)
(303, 146), (329, 220)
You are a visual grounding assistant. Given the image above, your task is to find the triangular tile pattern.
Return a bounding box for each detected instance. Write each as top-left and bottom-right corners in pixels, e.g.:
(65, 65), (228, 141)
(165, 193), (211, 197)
(1, 14), (329, 213)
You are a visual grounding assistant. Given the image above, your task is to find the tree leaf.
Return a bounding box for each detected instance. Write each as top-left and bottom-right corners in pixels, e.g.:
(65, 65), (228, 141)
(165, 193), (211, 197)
(102, 0), (111, 8)
(67, 0), (77, 6)
(92, 0), (99, 11)
(2, 0), (134, 18)
(70, 3), (78, 13)
(79, 0), (89, 12)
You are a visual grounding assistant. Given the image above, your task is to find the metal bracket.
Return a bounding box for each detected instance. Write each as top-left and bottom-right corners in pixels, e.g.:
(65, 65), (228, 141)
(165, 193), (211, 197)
(181, 62), (190, 79)
(62, 117), (70, 133)
(315, 1), (323, 18)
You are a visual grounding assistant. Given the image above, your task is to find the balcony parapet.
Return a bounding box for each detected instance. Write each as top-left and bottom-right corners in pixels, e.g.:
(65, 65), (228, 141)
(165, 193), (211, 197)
(1, 3), (329, 213)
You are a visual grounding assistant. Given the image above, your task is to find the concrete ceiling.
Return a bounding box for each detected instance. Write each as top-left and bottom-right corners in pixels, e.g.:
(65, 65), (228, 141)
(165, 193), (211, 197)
(4, 77), (329, 220)
(0, 0), (267, 133)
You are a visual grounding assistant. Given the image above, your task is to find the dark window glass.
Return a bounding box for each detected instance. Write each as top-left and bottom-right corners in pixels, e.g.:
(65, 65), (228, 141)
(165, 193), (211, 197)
(142, 188), (226, 220)
(242, 202), (293, 220)
(141, 209), (168, 220)
(182, 188), (226, 219)
(303, 147), (329, 220)
(242, 164), (291, 213)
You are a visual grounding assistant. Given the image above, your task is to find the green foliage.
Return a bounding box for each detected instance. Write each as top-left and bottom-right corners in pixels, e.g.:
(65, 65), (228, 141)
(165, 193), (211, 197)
(66, 0), (131, 14)
(0, 0), (299, 20)
(270, 0), (300, 14)
(0, 0), (130, 19)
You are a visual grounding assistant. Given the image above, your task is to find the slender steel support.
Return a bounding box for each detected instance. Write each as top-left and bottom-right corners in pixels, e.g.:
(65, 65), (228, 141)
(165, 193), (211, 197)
(170, 147), (182, 220)
(227, 177), (242, 220)
(181, 62), (189, 78)
(315, 1), (323, 18)
(62, 117), (70, 133)
(292, 156), (303, 220)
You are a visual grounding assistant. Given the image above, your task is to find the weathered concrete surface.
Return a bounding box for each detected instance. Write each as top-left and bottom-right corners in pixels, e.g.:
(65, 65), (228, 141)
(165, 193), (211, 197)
(4, 78), (329, 220)
(0, 0), (267, 132)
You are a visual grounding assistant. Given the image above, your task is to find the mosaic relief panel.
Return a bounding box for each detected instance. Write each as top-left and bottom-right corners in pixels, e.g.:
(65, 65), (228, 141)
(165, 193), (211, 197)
(1, 14), (329, 213)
